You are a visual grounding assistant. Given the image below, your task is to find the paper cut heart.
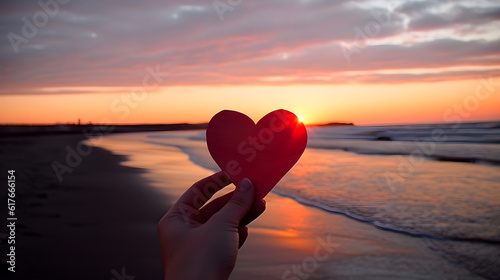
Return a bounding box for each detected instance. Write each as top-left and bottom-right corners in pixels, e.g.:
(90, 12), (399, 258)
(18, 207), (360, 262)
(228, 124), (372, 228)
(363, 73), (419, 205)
(206, 109), (307, 199)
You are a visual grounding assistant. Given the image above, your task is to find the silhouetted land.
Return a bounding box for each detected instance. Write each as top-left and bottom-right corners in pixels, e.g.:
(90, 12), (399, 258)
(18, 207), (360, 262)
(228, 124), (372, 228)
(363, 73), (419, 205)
(310, 122), (354, 127)
(0, 121), (355, 137)
(0, 123), (209, 137)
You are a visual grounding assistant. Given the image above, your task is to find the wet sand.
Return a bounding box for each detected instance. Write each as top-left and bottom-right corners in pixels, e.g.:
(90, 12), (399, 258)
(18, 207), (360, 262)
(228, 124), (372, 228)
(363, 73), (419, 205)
(0, 134), (168, 279)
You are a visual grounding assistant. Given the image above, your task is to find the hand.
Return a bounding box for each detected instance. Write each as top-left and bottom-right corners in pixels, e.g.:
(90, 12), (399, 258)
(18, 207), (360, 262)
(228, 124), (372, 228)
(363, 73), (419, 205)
(158, 171), (266, 280)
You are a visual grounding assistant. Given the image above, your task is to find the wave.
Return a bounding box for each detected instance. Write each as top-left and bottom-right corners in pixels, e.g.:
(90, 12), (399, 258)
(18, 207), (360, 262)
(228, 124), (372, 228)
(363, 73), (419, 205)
(272, 186), (500, 244)
(144, 128), (500, 280)
(151, 126), (500, 165)
(143, 129), (500, 244)
(272, 188), (439, 238)
(307, 139), (500, 166)
(145, 139), (219, 172)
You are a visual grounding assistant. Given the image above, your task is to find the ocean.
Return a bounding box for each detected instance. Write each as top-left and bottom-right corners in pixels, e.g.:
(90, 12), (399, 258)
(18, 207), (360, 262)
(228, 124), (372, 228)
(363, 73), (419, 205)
(91, 121), (500, 279)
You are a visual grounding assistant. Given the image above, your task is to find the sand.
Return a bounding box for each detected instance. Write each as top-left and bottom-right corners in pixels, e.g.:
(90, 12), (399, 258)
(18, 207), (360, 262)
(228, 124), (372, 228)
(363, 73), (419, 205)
(0, 134), (168, 279)
(0, 133), (486, 279)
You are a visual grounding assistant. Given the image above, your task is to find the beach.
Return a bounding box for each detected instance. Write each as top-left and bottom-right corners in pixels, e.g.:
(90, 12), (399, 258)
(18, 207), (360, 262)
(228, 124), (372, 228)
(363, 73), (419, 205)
(0, 127), (498, 279)
(92, 131), (494, 280)
(0, 134), (167, 279)
(2, 1), (499, 279)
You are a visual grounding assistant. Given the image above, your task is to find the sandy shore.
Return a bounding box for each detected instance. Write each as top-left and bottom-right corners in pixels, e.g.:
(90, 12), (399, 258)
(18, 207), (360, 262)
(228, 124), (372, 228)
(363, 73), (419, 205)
(0, 133), (486, 279)
(0, 134), (168, 279)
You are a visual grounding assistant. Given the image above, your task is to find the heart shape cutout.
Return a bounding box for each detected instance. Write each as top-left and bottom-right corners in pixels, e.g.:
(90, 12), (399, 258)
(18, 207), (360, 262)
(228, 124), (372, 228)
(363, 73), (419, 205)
(206, 109), (308, 199)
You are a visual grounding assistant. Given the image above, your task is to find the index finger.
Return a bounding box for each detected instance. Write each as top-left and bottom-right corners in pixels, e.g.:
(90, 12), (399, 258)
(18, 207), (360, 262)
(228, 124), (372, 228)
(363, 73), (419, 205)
(175, 171), (231, 210)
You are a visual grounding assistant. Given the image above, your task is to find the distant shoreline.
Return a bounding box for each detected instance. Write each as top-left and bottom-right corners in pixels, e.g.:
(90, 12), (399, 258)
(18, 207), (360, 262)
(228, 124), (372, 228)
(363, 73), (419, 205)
(3, 119), (500, 137)
(0, 122), (356, 137)
(0, 123), (209, 137)
(309, 122), (354, 127)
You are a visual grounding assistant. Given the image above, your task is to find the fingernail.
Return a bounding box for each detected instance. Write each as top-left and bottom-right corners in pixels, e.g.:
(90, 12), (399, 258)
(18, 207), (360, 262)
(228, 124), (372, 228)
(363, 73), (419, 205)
(239, 178), (252, 193)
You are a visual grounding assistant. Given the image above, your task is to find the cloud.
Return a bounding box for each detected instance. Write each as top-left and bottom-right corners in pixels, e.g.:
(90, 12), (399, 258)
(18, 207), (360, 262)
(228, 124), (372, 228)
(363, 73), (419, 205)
(0, 0), (499, 94)
(402, 1), (500, 31)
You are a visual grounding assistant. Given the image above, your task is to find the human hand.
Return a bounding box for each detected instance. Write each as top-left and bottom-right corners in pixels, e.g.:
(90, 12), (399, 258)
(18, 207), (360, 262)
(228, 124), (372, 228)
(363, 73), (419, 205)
(158, 171), (266, 280)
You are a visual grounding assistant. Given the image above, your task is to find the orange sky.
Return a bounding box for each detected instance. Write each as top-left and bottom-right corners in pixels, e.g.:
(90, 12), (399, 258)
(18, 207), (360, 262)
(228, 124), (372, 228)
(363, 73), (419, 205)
(1, 79), (499, 125)
(1, 1), (499, 125)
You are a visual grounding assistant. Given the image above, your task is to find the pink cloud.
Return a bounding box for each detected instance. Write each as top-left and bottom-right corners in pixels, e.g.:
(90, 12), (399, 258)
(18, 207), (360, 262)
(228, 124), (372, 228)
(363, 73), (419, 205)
(0, 0), (499, 94)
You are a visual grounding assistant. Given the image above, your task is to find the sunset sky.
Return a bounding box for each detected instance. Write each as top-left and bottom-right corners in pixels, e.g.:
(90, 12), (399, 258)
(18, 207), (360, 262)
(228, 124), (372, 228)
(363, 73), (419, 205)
(1, 0), (499, 125)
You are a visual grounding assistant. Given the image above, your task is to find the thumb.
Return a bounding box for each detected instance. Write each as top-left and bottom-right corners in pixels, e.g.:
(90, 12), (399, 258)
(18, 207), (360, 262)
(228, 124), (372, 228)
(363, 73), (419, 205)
(212, 178), (255, 227)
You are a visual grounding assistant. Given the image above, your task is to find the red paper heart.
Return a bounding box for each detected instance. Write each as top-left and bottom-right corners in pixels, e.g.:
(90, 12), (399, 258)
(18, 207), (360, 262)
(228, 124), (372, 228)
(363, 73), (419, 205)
(206, 109), (307, 199)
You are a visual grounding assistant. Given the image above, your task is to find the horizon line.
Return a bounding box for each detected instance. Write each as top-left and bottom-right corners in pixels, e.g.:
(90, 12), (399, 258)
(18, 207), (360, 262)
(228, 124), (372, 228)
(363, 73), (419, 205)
(1, 118), (500, 127)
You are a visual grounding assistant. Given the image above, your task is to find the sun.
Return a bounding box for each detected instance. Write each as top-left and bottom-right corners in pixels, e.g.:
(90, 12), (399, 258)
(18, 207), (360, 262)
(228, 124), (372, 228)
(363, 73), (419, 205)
(297, 114), (305, 124)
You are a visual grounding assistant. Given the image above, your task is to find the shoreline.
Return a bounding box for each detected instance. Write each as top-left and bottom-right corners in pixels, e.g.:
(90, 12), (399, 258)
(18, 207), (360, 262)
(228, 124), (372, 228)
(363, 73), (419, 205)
(0, 132), (491, 279)
(0, 134), (169, 279)
(93, 132), (486, 280)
